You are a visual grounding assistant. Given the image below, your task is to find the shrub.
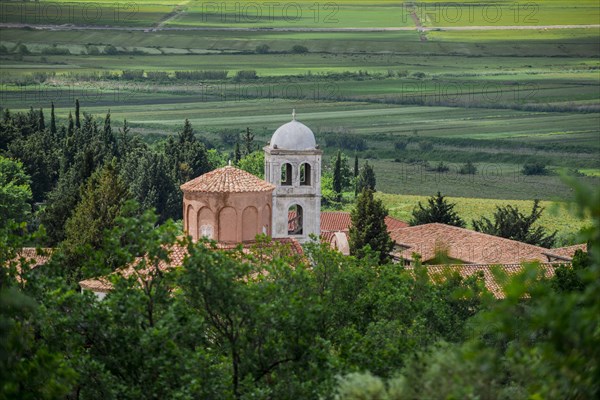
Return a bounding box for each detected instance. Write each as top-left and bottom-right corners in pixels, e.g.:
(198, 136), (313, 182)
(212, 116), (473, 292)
(432, 161), (450, 173)
(324, 134), (367, 151)
(120, 70), (144, 80)
(394, 139), (408, 150)
(146, 71), (169, 81)
(419, 140), (433, 152)
(0, 45), (8, 54)
(16, 44), (30, 55)
(255, 44), (270, 54)
(234, 70), (258, 81)
(87, 45), (100, 55)
(41, 46), (71, 55)
(291, 45), (309, 54)
(411, 71), (426, 79)
(103, 45), (119, 55)
(459, 161), (477, 175)
(522, 162), (548, 175)
(174, 70), (228, 80)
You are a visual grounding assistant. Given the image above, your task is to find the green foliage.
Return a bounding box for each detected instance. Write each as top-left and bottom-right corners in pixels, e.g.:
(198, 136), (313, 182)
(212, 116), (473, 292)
(237, 151), (264, 179)
(349, 189), (394, 264)
(255, 44), (270, 54)
(522, 162), (549, 175)
(291, 45), (309, 54)
(241, 127), (255, 156)
(0, 156), (31, 227)
(165, 118), (212, 185)
(472, 199), (557, 247)
(410, 191), (465, 227)
(459, 161), (477, 175)
(333, 151), (343, 200)
(356, 161), (376, 194)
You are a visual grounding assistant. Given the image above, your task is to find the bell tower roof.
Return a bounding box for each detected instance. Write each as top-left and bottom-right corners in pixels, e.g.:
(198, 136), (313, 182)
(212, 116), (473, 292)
(269, 110), (317, 151)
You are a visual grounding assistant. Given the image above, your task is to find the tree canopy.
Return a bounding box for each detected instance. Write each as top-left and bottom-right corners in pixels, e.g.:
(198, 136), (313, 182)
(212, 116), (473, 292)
(472, 199), (557, 247)
(410, 191), (466, 227)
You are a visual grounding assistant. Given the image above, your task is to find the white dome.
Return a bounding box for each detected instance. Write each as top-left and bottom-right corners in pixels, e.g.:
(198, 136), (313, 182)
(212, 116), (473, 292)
(270, 116), (316, 151)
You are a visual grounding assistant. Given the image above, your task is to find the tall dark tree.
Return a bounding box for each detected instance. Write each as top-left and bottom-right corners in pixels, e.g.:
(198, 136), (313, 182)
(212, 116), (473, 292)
(333, 151), (343, 201)
(38, 108), (45, 131)
(410, 191), (465, 227)
(103, 110), (116, 157)
(356, 161), (376, 195)
(67, 112), (74, 137)
(354, 154), (359, 177)
(234, 141), (242, 164)
(50, 102), (57, 135)
(472, 199), (557, 247)
(242, 127), (255, 156)
(165, 119), (212, 186)
(349, 189), (394, 264)
(75, 99), (81, 129)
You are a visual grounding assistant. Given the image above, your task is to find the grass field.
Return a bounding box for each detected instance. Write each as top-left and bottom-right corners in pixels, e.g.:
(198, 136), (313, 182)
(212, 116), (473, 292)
(0, 0), (598, 240)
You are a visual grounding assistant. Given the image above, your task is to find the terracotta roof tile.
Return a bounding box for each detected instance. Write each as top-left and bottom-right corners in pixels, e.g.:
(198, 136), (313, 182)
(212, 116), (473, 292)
(545, 243), (587, 260)
(390, 223), (561, 265)
(79, 238), (303, 293)
(405, 262), (563, 299)
(180, 166), (275, 193)
(319, 211), (408, 233)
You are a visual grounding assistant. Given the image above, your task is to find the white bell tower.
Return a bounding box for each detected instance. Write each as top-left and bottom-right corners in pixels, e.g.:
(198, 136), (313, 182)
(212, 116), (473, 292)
(264, 110), (322, 243)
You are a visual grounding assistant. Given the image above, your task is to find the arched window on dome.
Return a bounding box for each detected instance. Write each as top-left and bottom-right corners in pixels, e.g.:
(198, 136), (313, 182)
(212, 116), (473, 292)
(288, 204), (303, 235)
(281, 163), (292, 186)
(300, 163), (311, 186)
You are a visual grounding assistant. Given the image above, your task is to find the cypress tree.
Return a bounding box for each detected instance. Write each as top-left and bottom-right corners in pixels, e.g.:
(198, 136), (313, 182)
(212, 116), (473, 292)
(242, 127), (255, 156)
(356, 161), (376, 195)
(67, 112), (74, 137)
(234, 141), (242, 164)
(50, 101), (57, 135)
(354, 154), (359, 177)
(38, 108), (45, 131)
(75, 99), (81, 129)
(349, 188), (394, 264)
(333, 150), (343, 201)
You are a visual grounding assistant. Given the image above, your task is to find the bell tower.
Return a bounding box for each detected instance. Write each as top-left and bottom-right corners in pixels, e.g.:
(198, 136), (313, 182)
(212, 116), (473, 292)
(264, 110), (322, 243)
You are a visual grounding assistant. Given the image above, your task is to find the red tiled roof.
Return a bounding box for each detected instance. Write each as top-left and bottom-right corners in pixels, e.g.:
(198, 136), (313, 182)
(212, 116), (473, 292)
(390, 223), (562, 265)
(319, 211), (408, 233)
(180, 166), (275, 193)
(79, 238), (303, 293)
(405, 262), (562, 299)
(14, 248), (53, 268)
(545, 243), (587, 260)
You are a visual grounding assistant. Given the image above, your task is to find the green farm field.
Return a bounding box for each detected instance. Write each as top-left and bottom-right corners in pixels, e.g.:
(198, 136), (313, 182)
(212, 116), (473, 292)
(0, 0), (598, 240)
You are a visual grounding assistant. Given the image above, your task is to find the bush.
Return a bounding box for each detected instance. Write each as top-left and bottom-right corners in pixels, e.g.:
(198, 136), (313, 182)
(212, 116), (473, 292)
(103, 45), (119, 55)
(418, 140), (433, 152)
(146, 71), (169, 81)
(174, 70), (228, 80)
(432, 161), (449, 173)
(0, 45), (8, 54)
(87, 45), (100, 55)
(41, 46), (71, 55)
(394, 139), (408, 151)
(324, 134), (367, 151)
(16, 44), (30, 55)
(522, 162), (548, 175)
(411, 71), (426, 79)
(459, 161), (477, 175)
(234, 70), (258, 81)
(291, 45), (309, 54)
(120, 70), (144, 80)
(255, 44), (270, 54)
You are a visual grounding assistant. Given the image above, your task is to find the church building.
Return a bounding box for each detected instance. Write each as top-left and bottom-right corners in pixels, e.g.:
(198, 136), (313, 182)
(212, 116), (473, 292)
(181, 110), (322, 245)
